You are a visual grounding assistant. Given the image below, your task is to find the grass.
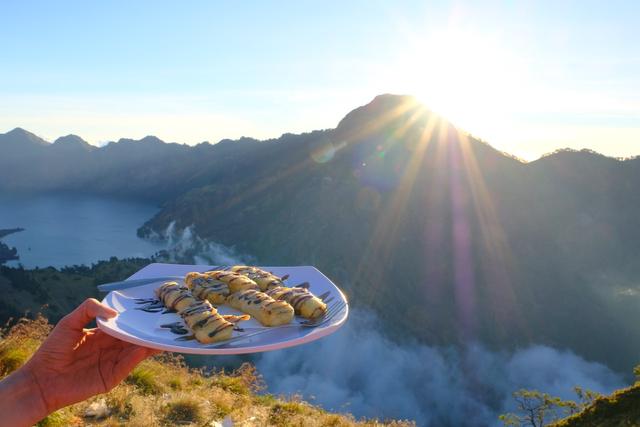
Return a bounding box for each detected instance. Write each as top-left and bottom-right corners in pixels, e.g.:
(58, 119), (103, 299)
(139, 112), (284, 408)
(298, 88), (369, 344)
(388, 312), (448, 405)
(0, 315), (51, 376)
(127, 366), (163, 395)
(163, 396), (204, 425)
(211, 372), (252, 395)
(268, 400), (311, 426)
(254, 393), (278, 406)
(0, 315), (415, 426)
(167, 377), (182, 390)
(35, 410), (79, 427)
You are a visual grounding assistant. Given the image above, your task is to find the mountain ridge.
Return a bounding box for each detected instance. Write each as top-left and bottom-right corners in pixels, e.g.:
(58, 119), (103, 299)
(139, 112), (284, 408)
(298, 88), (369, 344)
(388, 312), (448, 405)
(1, 94), (635, 164)
(2, 95), (640, 374)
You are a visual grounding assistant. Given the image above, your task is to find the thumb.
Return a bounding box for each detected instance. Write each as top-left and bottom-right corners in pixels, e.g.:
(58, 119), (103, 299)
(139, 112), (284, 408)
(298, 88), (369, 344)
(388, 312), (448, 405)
(58, 298), (117, 330)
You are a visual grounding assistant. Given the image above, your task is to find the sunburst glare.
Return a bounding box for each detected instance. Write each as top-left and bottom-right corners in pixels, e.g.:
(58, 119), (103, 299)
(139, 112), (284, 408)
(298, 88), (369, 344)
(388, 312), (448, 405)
(378, 28), (528, 144)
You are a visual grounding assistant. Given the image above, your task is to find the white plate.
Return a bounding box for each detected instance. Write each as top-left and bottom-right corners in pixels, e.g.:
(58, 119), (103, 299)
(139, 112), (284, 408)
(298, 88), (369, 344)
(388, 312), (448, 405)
(97, 263), (349, 355)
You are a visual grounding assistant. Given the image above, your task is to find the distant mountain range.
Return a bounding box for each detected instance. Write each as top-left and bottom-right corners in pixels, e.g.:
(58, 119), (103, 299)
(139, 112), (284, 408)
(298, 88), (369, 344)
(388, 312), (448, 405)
(2, 94), (640, 373)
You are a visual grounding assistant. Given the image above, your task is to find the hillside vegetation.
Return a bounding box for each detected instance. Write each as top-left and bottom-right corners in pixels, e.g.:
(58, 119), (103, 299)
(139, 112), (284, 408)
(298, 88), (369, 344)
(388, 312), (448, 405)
(0, 315), (412, 427)
(0, 257), (150, 324)
(550, 382), (640, 427)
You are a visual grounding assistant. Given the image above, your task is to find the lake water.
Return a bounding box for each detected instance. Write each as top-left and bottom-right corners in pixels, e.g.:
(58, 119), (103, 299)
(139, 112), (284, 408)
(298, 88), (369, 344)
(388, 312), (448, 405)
(0, 193), (164, 268)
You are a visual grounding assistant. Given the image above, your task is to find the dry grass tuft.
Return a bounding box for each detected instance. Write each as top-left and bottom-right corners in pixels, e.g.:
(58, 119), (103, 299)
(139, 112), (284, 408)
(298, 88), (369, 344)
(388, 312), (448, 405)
(127, 365), (163, 395)
(0, 314), (52, 375)
(35, 409), (77, 427)
(268, 400), (312, 426)
(211, 361), (264, 396)
(163, 395), (204, 425)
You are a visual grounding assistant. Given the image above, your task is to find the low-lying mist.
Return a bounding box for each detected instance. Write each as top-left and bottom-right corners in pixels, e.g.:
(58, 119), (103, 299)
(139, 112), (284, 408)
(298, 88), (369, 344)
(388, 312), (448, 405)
(155, 224), (626, 426)
(256, 309), (623, 426)
(152, 221), (255, 266)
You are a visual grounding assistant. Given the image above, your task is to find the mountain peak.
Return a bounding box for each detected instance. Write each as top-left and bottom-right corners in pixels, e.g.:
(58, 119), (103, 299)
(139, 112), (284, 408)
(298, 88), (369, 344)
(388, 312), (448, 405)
(54, 134), (87, 144)
(370, 93), (420, 105)
(335, 94), (432, 141)
(140, 135), (164, 144)
(2, 128), (49, 146)
(52, 134), (94, 151)
(116, 135), (165, 145)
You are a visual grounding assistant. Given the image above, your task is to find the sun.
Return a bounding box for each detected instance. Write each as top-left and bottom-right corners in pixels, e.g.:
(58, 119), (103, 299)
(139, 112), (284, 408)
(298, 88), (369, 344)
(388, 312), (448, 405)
(382, 29), (526, 140)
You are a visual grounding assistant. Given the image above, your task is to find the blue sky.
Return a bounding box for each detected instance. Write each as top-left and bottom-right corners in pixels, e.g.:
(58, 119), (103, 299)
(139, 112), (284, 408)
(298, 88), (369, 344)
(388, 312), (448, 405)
(1, 0), (638, 159)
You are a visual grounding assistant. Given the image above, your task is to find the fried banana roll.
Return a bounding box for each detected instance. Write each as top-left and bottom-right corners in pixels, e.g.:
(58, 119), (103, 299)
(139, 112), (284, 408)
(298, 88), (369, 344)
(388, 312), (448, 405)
(266, 286), (327, 319)
(207, 270), (259, 293)
(230, 265), (284, 290)
(156, 282), (248, 344)
(179, 300), (236, 344)
(155, 281), (199, 312)
(185, 272), (230, 305)
(226, 289), (294, 326)
(230, 266), (327, 319)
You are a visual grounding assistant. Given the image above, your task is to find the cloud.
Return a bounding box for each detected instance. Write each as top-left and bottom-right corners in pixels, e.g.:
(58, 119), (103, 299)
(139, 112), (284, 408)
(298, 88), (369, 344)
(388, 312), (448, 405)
(153, 221), (253, 266)
(255, 309), (624, 426)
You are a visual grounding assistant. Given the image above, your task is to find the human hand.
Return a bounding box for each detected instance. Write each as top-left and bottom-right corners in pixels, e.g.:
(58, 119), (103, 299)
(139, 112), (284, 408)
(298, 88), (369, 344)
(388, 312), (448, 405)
(0, 298), (159, 426)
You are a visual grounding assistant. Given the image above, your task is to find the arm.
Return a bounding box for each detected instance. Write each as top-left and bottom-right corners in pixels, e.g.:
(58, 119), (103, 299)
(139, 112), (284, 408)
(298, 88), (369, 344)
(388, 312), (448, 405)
(0, 365), (47, 426)
(0, 298), (159, 427)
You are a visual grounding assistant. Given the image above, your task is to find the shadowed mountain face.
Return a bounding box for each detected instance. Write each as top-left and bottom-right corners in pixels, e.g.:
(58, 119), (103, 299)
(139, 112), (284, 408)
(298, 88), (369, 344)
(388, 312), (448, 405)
(2, 94), (640, 372)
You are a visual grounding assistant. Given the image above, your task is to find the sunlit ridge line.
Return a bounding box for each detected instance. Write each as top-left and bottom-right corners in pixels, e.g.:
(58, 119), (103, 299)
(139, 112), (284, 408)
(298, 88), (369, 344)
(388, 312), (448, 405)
(337, 97), (420, 145)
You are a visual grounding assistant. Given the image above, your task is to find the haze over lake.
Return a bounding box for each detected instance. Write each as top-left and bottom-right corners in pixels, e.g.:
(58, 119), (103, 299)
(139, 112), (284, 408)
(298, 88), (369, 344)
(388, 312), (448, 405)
(0, 193), (162, 268)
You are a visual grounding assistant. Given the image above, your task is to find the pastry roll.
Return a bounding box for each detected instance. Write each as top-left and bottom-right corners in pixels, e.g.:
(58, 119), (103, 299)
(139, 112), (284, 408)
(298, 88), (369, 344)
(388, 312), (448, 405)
(230, 265), (284, 290)
(185, 272), (230, 305)
(265, 286), (327, 319)
(156, 281), (238, 344)
(230, 266), (327, 319)
(207, 270), (259, 293)
(226, 289), (294, 326)
(155, 281), (199, 312)
(179, 300), (235, 344)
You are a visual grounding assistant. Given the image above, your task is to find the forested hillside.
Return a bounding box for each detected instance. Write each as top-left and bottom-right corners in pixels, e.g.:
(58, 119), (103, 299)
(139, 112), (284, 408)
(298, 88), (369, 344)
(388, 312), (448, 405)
(3, 95), (640, 374)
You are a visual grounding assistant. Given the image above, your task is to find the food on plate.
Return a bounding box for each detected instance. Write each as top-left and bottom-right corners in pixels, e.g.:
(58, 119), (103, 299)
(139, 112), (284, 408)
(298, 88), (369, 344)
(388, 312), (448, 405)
(231, 265), (327, 319)
(207, 270), (259, 293)
(226, 288), (295, 326)
(156, 281), (241, 343)
(185, 272), (230, 305)
(155, 281), (199, 312)
(230, 265), (285, 289)
(151, 266), (330, 344)
(265, 286), (327, 319)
